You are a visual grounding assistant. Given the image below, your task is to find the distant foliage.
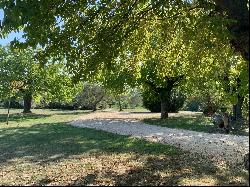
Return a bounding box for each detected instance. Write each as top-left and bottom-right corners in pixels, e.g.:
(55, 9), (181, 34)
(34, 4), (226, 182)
(183, 98), (203, 112)
(127, 89), (143, 109)
(3, 97), (23, 109)
(46, 102), (76, 110)
(200, 94), (221, 117)
(74, 83), (106, 111)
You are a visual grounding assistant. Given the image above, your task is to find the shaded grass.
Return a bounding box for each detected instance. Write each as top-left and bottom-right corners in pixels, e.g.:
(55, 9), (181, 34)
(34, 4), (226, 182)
(0, 108), (248, 186)
(143, 116), (215, 132)
(0, 122), (181, 164)
(143, 115), (249, 136)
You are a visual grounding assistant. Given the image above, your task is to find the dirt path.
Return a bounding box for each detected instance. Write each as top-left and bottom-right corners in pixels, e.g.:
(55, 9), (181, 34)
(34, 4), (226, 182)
(69, 111), (249, 166)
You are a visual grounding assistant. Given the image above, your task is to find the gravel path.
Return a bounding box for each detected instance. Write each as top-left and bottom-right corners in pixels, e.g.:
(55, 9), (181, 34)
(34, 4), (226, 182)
(69, 111), (249, 166)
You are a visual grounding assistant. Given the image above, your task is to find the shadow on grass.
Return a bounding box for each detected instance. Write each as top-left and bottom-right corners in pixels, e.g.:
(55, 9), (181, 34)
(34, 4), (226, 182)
(143, 116), (215, 132)
(143, 116), (249, 136)
(0, 122), (248, 186)
(121, 112), (155, 114)
(0, 122), (180, 164)
(51, 111), (92, 116)
(0, 113), (51, 123)
(70, 152), (248, 186)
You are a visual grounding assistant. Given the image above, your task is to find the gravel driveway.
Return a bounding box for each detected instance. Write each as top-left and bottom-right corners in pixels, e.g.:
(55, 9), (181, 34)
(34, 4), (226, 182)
(69, 111), (249, 166)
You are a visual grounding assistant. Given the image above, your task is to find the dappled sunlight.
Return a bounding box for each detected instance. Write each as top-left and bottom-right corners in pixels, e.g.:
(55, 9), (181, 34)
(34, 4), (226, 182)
(178, 176), (218, 186)
(71, 115), (249, 167)
(0, 109), (248, 185)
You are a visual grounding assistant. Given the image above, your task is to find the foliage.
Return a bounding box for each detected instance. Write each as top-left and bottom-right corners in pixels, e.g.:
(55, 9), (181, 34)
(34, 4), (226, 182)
(0, 1), (248, 118)
(46, 102), (76, 110)
(183, 97), (203, 112)
(127, 88), (143, 109)
(142, 89), (161, 113)
(0, 46), (42, 100)
(3, 97), (23, 109)
(74, 82), (106, 111)
(0, 46), (82, 111)
(142, 88), (186, 113)
(0, 1), (240, 81)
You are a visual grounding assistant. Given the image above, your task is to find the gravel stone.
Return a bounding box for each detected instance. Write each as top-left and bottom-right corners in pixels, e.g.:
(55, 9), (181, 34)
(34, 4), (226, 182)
(69, 111), (249, 166)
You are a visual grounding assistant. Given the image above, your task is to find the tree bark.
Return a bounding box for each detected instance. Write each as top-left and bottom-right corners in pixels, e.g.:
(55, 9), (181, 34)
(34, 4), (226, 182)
(6, 96), (11, 125)
(118, 99), (123, 111)
(222, 112), (230, 133)
(23, 93), (32, 113)
(232, 95), (244, 121)
(159, 88), (171, 119)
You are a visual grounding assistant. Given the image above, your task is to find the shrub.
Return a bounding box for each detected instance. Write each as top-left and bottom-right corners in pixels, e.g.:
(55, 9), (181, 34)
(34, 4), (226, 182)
(3, 98), (23, 109)
(142, 89), (185, 113)
(46, 102), (76, 110)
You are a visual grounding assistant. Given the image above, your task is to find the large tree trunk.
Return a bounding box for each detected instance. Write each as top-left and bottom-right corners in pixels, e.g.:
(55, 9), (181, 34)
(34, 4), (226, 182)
(23, 93), (32, 113)
(159, 88), (171, 119)
(232, 95), (244, 121)
(214, 0), (249, 62)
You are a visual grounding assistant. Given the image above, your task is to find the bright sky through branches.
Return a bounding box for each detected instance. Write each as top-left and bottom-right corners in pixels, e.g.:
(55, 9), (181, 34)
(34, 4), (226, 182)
(0, 9), (25, 46)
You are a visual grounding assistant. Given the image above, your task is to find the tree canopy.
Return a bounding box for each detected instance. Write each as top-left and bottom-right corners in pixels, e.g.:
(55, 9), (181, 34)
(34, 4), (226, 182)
(0, 0), (248, 117)
(0, 1), (248, 78)
(0, 46), (82, 112)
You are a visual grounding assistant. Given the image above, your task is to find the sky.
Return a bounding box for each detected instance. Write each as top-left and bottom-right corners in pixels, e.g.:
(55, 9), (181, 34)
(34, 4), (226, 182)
(0, 9), (24, 46)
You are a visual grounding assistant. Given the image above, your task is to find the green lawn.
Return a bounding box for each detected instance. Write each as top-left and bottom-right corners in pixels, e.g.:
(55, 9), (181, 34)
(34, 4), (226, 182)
(143, 115), (249, 136)
(0, 108), (248, 186)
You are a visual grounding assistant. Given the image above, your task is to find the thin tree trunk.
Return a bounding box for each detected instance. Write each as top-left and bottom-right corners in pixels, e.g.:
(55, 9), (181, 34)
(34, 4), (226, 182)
(160, 100), (169, 119)
(222, 112), (230, 133)
(232, 95), (244, 121)
(92, 104), (97, 111)
(118, 99), (123, 111)
(23, 93), (32, 113)
(6, 96), (11, 125)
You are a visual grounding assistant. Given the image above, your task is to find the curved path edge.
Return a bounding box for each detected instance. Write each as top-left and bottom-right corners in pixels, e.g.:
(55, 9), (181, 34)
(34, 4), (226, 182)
(69, 116), (249, 166)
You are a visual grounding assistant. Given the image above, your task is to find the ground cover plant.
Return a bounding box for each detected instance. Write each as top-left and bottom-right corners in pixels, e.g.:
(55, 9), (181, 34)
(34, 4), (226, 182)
(0, 108), (248, 186)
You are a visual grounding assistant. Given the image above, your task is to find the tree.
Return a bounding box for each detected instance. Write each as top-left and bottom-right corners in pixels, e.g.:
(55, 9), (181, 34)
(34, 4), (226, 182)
(74, 82), (106, 111)
(0, 47), (43, 113)
(0, 1), (248, 119)
(0, 46), (81, 113)
(142, 88), (185, 113)
(1, 0), (248, 72)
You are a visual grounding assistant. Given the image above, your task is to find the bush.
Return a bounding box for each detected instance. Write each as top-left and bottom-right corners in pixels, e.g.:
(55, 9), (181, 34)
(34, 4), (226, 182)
(46, 102), (76, 110)
(169, 91), (186, 113)
(74, 83), (106, 111)
(142, 89), (161, 112)
(142, 89), (185, 113)
(3, 98), (23, 109)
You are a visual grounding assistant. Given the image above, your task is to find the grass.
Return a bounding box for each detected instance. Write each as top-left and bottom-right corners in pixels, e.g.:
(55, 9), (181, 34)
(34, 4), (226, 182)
(0, 108), (248, 186)
(143, 114), (249, 136)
